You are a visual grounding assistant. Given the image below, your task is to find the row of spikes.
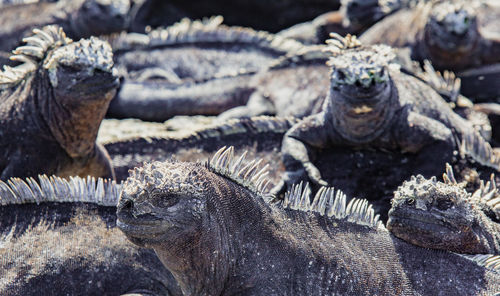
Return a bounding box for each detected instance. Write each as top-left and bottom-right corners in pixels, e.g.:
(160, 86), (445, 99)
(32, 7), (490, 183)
(142, 16), (305, 55)
(443, 163), (500, 217)
(417, 60), (461, 103)
(282, 182), (382, 228)
(0, 175), (121, 207)
(460, 131), (500, 172)
(463, 254), (500, 272)
(0, 25), (71, 87)
(208, 146), (274, 201)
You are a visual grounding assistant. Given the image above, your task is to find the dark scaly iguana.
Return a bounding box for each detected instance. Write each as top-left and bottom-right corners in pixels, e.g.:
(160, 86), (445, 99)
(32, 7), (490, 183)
(272, 34), (500, 197)
(0, 0), (131, 55)
(101, 116), (298, 181)
(117, 146), (500, 295)
(360, 0), (500, 100)
(0, 174), (182, 296)
(388, 163), (500, 255)
(0, 25), (119, 180)
(107, 17), (305, 121)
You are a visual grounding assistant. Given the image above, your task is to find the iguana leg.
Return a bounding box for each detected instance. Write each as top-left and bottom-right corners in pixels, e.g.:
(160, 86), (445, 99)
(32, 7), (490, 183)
(395, 111), (456, 154)
(217, 92), (276, 121)
(272, 114), (331, 196)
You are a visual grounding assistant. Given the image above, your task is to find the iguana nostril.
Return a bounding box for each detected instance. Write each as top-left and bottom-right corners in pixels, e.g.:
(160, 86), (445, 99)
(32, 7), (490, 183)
(122, 199), (133, 211)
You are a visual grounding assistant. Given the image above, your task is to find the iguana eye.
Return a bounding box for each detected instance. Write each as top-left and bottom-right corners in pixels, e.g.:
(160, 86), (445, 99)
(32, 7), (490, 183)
(436, 198), (453, 210)
(406, 198), (415, 205)
(151, 190), (180, 208)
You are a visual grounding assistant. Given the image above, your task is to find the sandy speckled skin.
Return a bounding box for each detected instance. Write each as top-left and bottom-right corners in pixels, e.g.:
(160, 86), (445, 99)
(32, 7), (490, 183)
(117, 159), (500, 296)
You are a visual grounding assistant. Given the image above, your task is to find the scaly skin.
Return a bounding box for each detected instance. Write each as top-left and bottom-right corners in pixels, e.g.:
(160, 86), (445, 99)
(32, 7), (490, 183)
(0, 175), (181, 296)
(0, 0), (131, 54)
(108, 17), (305, 121)
(360, 0), (500, 100)
(0, 25), (119, 180)
(273, 35), (500, 196)
(117, 147), (500, 296)
(388, 165), (500, 254)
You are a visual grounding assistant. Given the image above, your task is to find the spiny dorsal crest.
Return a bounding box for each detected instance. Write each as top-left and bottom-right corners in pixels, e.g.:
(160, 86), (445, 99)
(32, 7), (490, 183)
(282, 182), (382, 228)
(0, 175), (120, 206)
(208, 146), (273, 201)
(146, 16), (303, 54)
(324, 33), (361, 55)
(472, 173), (500, 217)
(460, 132), (500, 171)
(418, 60), (461, 103)
(0, 25), (71, 88)
(464, 254), (500, 272)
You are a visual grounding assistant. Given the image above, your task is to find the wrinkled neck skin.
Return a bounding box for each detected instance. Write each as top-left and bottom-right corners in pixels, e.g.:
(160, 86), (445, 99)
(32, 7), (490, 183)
(419, 22), (481, 70)
(150, 181), (271, 296)
(328, 79), (396, 144)
(473, 212), (500, 254)
(38, 71), (115, 158)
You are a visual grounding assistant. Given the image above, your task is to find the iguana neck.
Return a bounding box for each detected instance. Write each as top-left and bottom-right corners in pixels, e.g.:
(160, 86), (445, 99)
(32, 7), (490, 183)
(153, 176), (269, 296)
(328, 79), (396, 144)
(474, 212), (500, 254)
(37, 71), (114, 158)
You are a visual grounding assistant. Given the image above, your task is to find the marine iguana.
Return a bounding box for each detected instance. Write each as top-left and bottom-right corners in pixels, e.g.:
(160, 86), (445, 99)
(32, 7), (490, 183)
(388, 163), (500, 255)
(117, 146), (500, 295)
(0, 0), (131, 55)
(272, 34), (500, 198)
(0, 174), (182, 295)
(217, 45), (331, 120)
(0, 25), (119, 180)
(107, 17), (305, 121)
(360, 0), (500, 100)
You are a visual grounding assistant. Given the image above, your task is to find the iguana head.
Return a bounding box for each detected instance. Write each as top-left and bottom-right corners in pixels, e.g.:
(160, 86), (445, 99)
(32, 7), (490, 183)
(341, 0), (401, 31)
(70, 0), (131, 37)
(388, 174), (489, 254)
(325, 34), (397, 143)
(117, 161), (210, 248)
(425, 1), (479, 54)
(1, 25), (118, 157)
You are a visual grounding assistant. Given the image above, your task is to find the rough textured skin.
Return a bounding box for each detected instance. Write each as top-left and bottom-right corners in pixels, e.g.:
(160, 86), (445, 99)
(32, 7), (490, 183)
(360, 0), (500, 100)
(107, 17), (304, 121)
(117, 147), (500, 296)
(0, 0), (131, 54)
(217, 46), (330, 120)
(102, 116), (297, 181)
(0, 26), (118, 180)
(274, 36), (500, 198)
(0, 175), (181, 296)
(388, 165), (500, 255)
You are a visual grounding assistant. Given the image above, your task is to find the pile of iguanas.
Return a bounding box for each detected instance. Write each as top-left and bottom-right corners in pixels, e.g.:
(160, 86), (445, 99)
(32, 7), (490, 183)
(2, 1), (500, 295)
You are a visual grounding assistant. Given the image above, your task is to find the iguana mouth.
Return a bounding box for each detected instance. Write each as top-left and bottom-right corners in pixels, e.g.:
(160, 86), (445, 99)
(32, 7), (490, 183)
(388, 210), (460, 233)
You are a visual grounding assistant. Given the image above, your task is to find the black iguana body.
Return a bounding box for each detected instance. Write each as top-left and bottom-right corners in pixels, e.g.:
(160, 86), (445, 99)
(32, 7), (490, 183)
(360, 0), (500, 101)
(107, 17), (305, 121)
(0, 174), (182, 296)
(388, 164), (500, 255)
(273, 35), (500, 218)
(117, 146), (500, 295)
(0, 25), (118, 180)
